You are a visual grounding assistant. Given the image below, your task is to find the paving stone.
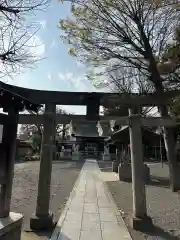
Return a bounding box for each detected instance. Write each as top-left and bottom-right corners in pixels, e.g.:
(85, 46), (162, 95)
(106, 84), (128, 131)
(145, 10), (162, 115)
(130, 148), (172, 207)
(51, 159), (132, 240)
(68, 204), (84, 213)
(84, 203), (99, 213)
(82, 213), (100, 223)
(84, 199), (97, 203)
(80, 230), (102, 240)
(65, 211), (82, 222)
(58, 220), (81, 240)
(101, 221), (123, 240)
(82, 213), (101, 230)
(81, 220), (101, 231)
(70, 199), (84, 206)
(99, 208), (118, 222)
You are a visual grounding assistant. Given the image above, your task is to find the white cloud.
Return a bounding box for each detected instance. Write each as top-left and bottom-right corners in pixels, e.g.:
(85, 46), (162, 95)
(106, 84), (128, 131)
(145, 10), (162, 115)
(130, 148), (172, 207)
(58, 71), (95, 92)
(76, 60), (84, 68)
(58, 72), (66, 80)
(60, 105), (86, 115)
(39, 20), (47, 29)
(28, 35), (45, 57)
(47, 72), (52, 80)
(50, 39), (56, 49)
(57, 71), (98, 114)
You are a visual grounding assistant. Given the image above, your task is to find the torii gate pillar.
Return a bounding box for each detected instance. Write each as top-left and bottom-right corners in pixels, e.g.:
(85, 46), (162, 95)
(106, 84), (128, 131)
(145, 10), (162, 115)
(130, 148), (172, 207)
(129, 114), (152, 230)
(30, 103), (56, 230)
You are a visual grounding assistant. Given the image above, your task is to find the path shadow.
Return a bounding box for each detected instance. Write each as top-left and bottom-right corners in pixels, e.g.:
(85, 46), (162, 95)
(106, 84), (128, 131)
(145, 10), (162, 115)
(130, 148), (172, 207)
(147, 176), (170, 189)
(54, 232), (71, 240)
(25, 221), (57, 239)
(24, 230), (52, 239)
(99, 167), (112, 172)
(97, 161), (112, 172)
(25, 230), (71, 240)
(141, 224), (178, 240)
(35, 231), (52, 238)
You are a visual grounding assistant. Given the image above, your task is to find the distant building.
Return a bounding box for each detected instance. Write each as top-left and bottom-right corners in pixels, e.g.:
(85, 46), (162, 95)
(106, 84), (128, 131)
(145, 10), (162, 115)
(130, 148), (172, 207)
(106, 126), (166, 161)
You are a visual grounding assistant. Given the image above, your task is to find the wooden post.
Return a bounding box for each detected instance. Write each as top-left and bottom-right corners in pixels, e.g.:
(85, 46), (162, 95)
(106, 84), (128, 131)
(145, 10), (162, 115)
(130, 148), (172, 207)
(0, 109), (19, 217)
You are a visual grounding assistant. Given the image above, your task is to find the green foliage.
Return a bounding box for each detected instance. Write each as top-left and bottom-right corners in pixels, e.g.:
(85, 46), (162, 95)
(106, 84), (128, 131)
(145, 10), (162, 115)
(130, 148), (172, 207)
(30, 133), (42, 153)
(160, 24), (180, 91)
(59, 0), (180, 92)
(162, 26), (180, 64)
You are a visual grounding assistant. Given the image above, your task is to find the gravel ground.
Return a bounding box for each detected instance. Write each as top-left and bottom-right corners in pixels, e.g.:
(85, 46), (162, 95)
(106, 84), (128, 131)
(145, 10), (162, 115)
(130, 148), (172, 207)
(11, 160), (83, 239)
(98, 161), (180, 240)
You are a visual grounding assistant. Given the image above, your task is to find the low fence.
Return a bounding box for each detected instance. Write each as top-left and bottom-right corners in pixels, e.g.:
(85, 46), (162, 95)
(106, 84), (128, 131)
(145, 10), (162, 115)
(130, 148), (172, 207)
(55, 151), (72, 161)
(55, 151), (115, 161)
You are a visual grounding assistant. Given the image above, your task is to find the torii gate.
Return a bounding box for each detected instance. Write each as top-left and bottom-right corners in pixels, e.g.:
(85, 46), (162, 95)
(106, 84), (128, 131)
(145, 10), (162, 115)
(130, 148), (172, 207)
(1, 81), (179, 231)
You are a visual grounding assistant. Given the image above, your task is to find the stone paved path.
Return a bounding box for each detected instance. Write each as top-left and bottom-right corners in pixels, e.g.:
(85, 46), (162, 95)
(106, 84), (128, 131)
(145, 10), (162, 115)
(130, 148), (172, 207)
(51, 159), (132, 240)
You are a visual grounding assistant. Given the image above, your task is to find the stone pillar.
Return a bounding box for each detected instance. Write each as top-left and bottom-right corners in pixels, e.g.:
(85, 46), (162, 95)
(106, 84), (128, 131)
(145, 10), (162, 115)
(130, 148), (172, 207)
(0, 108), (19, 217)
(72, 144), (80, 161)
(52, 121), (57, 161)
(30, 103), (56, 230)
(163, 127), (180, 192)
(129, 114), (152, 230)
(159, 106), (180, 191)
(103, 145), (110, 161)
(112, 145), (120, 172)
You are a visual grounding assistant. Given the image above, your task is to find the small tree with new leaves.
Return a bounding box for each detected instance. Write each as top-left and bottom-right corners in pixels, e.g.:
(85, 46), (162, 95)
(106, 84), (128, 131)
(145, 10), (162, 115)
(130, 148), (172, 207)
(60, 0), (180, 94)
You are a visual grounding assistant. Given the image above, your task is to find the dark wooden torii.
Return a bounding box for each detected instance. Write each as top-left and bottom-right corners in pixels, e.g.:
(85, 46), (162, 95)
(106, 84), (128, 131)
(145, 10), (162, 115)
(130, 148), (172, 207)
(0, 84), (41, 239)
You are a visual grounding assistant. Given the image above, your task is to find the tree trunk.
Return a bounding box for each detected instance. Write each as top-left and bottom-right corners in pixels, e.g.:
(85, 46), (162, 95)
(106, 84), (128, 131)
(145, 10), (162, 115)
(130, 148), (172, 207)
(136, 18), (179, 191)
(62, 124), (66, 142)
(159, 106), (180, 191)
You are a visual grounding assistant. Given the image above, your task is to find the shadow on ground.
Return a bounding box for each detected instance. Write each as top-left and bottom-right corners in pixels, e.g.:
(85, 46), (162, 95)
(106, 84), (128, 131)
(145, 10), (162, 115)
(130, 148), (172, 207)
(97, 161), (180, 240)
(141, 224), (179, 240)
(97, 161), (112, 172)
(147, 176), (170, 189)
(22, 231), (51, 240)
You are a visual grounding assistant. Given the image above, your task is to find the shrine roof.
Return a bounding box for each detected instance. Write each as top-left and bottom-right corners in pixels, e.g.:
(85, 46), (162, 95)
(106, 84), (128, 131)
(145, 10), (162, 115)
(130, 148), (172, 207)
(97, 121), (113, 137)
(70, 120), (113, 138)
(106, 126), (161, 144)
(72, 121), (99, 137)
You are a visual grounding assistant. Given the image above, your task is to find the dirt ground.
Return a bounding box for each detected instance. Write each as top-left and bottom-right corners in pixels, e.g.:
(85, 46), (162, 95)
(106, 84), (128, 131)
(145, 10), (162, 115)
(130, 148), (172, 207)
(98, 161), (180, 240)
(11, 160), (83, 240)
(11, 160), (180, 240)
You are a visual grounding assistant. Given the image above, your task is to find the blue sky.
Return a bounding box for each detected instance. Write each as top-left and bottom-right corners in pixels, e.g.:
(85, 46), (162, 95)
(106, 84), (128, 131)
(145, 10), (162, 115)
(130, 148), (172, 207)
(4, 1), (99, 114)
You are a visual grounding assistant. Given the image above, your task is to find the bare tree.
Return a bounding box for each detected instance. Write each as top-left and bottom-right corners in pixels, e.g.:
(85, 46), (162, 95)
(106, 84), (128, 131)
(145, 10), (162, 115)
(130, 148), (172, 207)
(60, 0), (180, 94)
(60, 0), (180, 190)
(0, 0), (49, 77)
